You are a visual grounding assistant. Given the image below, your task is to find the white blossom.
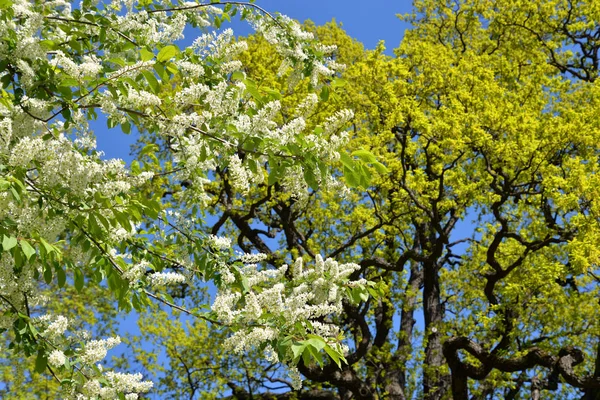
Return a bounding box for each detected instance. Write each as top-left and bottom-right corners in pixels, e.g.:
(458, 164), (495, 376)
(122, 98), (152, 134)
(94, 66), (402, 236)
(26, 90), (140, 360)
(207, 235), (232, 250)
(48, 349), (67, 367)
(148, 272), (186, 287)
(240, 253), (268, 264)
(228, 153), (251, 194)
(0, 0), (354, 393)
(80, 337), (121, 364)
(288, 366), (303, 390)
(45, 316), (69, 338)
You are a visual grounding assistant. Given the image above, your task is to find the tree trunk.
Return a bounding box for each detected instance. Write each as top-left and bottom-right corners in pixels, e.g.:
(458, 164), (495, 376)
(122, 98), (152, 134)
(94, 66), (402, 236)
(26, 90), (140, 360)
(423, 261), (446, 400)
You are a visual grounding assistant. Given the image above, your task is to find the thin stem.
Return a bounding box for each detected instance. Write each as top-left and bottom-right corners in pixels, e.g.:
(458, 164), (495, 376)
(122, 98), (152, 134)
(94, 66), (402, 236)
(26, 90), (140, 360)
(147, 1), (283, 28)
(0, 294), (21, 314)
(143, 290), (222, 325)
(45, 16), (138, 46)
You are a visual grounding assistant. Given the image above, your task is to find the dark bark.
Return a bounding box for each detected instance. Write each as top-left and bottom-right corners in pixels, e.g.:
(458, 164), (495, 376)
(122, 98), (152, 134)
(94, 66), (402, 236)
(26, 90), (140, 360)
(582, 340), (600, 400)
(443, 336), (600, 398)
(298, 362), (375, 400)
(224, 383), (339, 400)
(384, 263), (423, 400)
(423, 259), (445, 400)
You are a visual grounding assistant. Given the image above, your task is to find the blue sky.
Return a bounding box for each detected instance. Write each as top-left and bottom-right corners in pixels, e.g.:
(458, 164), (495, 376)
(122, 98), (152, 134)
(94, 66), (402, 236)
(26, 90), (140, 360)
(241, 1), (412, 51)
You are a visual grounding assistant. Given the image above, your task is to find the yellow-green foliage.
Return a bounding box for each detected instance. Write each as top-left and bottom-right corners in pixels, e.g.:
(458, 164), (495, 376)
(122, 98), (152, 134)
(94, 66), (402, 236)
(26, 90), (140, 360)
(132, 6), (600, 396)
(8, 1), (600, 397)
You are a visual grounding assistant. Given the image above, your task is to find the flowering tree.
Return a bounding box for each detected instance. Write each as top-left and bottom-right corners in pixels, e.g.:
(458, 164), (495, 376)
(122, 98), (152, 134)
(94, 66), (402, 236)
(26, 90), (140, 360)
(7, 0), (600, 399)
(100, 5), (600, 400)
(0, 0), (373, 398)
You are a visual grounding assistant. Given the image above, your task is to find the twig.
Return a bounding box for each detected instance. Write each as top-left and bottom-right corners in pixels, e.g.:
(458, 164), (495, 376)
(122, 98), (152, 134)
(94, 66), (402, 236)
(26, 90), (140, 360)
(147, 1), (284, 29)
(45, 16), (138, 46)
(143, 290), (221, 325)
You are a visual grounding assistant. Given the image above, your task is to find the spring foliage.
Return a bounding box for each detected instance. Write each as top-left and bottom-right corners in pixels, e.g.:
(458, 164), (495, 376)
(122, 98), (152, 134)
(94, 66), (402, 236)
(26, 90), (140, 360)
(0, 0), (374, 398)
(4, 0), (600, 399)
(103, 2), (600, 400)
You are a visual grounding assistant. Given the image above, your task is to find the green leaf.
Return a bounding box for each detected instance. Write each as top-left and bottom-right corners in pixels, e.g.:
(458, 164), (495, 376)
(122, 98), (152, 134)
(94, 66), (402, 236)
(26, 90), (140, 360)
(108, 58), (126, 67)
(320, 86), (330, 101)
(165, 62), (178, 75)
(2, 235), (17, 251)
(303, 168), (319, 191)
(302, 345), (312, 366)
(305, 336), (327, 351)
(331, 77), (346, 88)
(357, 163), (372, 188)
(157, 45), (179, 62)
(61, 107), (71, 121)
(245, 80), (262, 101)
(231, 71), (245, 81)
(74, 268), (84, 292)
(56, 266), (66, 288)
(39, 238), (55, 256)
(39, 40), (57, 51)
(9, 186), (20, 202)
(153, 63), (168, 81)
(247, 158), (258, 174)
(291, 342), (305, 360)
(13, 248), (24, 270)
(86, 215), (100, 237)
(44, 266), (52, 284)
(35, 349), (47, 374)
(141, 70), (159, 94)
(339, 152), (355, 170)
(351, 149), (377, 163)
(20, 240), (36, 260)
(263, 87), (282, 100)
(324, 344), (344, 369)
(122, 120), (131, 134)
(343, 166), (360, 188)
(306, 343), (324, 368)
(140, 48), (154, 62)
(140, 143), (159, 157)
(372, 161), (390, 174)
(358, 287), (369, 302)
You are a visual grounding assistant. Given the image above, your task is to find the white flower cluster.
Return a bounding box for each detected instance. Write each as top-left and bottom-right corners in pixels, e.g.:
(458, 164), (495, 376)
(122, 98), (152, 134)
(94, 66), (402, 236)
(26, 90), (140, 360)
(48, 349), (67, 367)
(122, 260), (150, 283)
(52, 51), (102, 78)
(8, 134), (138, 198)
(192, 28), (248, 60)
(228, 153), (252, 194)
(239, 253), (269, 264)
(80, 336), (122, 364)
(125, 88), (162, 111)
(295, 93), (319, 118)
(206, 235), (232, 251)
(45, 315), (69, 338)
(77, 371), (153, 400)
(99, 372), (154, 398)
(148, 272), (186, 287)
(106, 61), (155, 80)
(27, 313), (153, 399)
(212, 255), (361, 363)
(250, 14), (342, 86)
